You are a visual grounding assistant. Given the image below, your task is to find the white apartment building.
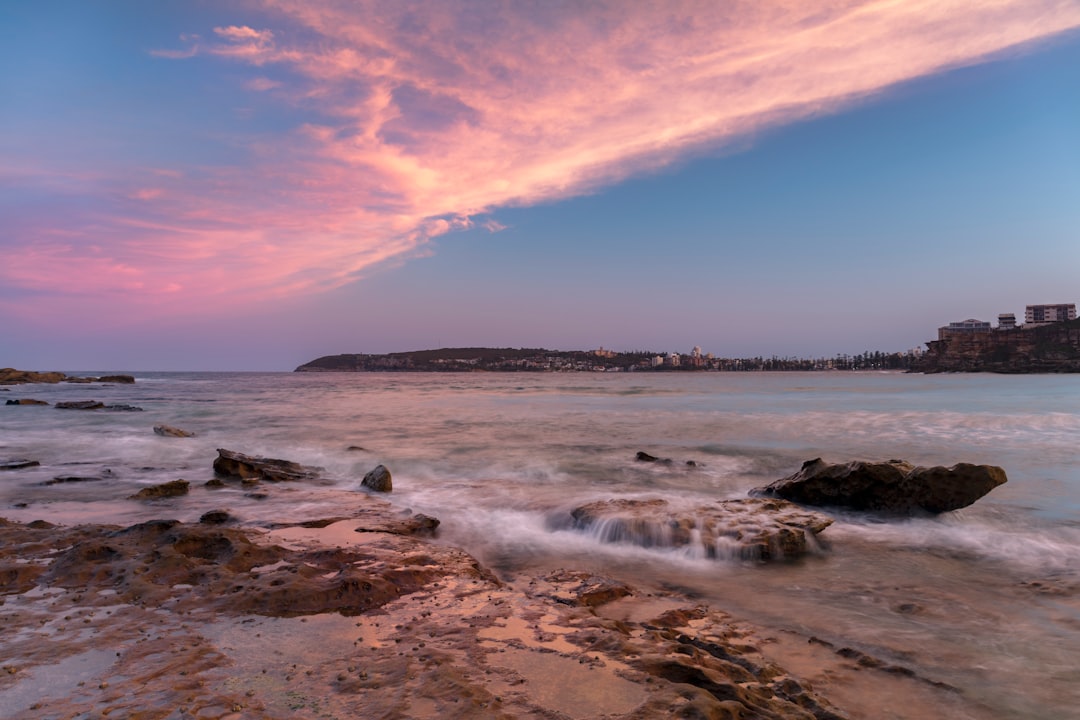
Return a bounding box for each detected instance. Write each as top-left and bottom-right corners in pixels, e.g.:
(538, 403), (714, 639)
(1025, 304), (1076, 324)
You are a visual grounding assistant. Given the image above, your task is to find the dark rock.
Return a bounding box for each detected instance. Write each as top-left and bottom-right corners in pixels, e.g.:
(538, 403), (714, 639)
(0, 368), (67, 385)
(43, 476), (106, 485)
(635, 451), (674, 465)
(5, 399), (49, 406)
(200, 510), (232, 525)
(346, 445), (368, 452)
(129, 479), (190, 500)
(62, 377), (95, 384)
(565, 497), (833, 561)
(0, 459), (41, 471)
(751, 458), (1007, 514)
(361, 464), (392, 492)
(56, 400), (106, 410)
(97, 375), (136, 384)
(213, 448), (322, 484)
(103, 404), (143, 412)
(355, 512), (439, 537)
(204, 478), (226, 488)
(154, 424), (194, 437)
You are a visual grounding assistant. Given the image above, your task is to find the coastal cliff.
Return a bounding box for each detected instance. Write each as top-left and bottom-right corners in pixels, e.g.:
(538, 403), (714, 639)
(916, 319), (1080, 373)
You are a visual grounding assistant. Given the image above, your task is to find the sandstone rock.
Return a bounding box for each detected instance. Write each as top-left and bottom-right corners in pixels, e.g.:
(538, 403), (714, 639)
(5, 399), (49, 406)
(199, 510), (233, 525)
(1, 459), (41, 471)
(0, 368), (66, 385)
(129, 479), (190, 500)
(56, 400), (106, 410)
(751, 458), (1007, 514)
(213, 448), (322, 484)
(565, 497), (833, 561)
(154, 424), (194, 437)
(362, 464), (393, 492)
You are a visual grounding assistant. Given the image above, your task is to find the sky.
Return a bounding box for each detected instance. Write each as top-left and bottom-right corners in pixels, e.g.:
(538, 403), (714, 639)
(2, 0), (1078, 371)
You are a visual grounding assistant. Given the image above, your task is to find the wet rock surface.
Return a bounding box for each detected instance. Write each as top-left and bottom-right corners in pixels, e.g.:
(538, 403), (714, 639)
(0, 503), (856, 720)
(361, 464), (393, 492)
(0, 459), (41, 471)
(752, 458), (1007, 514)
(128, 479), (191, 500)
(565, 497), (834, 561)
(0, 369), (67, 385)
(153, 424), (194, 437)
(213, 448), (323, 484)
(5, 399), (49, 406)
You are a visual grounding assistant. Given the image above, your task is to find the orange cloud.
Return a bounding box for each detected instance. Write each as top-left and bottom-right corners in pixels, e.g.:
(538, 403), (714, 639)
(5, 1), (1080, 319)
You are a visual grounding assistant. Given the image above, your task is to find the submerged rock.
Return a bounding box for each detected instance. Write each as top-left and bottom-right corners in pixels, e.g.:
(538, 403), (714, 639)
(361, 464), (393, 492)
(751, 458), (1007, 514)
(565, 497), (833, 561)
(199, 509), (233, 525)
(129, 479), (190, 500)
(56, 400), (106, 410)
(0, 459), (41, 471)
(55, 400), (143, 411)
(154, 424), (194, 437)
(5, 398), (49, 405)
(213, 448), (322, 484)
(97, 375), (136, 384)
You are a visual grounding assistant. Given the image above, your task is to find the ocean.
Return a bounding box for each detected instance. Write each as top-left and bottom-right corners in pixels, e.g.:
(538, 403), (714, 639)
(2, 370), (1079, 719)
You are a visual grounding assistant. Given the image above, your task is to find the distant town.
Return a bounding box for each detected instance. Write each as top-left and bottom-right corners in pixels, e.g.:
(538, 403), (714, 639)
(293, 303), (1078, 375)
(297, 346), (924, 373)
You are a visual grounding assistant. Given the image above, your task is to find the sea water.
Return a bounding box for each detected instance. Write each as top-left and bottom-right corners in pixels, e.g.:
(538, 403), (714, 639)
(2, 371), (1079, 719)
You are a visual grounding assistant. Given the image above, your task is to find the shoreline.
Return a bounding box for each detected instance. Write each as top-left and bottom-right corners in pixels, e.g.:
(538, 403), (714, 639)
(0, 481), (995, 720)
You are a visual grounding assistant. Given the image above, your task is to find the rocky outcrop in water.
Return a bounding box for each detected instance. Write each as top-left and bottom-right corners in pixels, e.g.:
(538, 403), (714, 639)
(5, 398), (49, 405)
(564, 497), (833, 561)
(154, 424), (194, 437)
(213, 448), (322, 484)
(0, 369), (137, 385)
(361, 464), (393, 492)
(128, 479), (190, 500)
(0, 369), (67, 385)
(1, 459), (40, 471)
(55, 401), (143, 411)
(752, 458), (1007, 514)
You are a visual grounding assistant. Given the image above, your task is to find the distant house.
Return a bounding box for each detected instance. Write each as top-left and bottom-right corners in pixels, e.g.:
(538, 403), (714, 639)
(938, 319), (991, 341)
(997, 313), (1016, 330)
(1025, 304), (1076, 325)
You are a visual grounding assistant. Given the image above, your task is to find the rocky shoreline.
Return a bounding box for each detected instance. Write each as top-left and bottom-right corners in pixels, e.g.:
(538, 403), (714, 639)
(0, 444), (1008, 718)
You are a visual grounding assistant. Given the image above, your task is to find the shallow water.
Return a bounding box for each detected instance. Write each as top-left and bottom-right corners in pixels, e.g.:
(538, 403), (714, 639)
(2, 370), (1079, 718)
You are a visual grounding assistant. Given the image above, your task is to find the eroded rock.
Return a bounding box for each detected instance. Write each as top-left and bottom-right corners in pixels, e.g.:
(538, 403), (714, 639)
(213, 448), (322, 484)
(129, 479), (190, 500)
(361, 464), (392, 492)
(564, 497), (833, 561)
(751, 458), (1007, 514)
(154, 424), (194, 437)
(0, 368), (67, 385)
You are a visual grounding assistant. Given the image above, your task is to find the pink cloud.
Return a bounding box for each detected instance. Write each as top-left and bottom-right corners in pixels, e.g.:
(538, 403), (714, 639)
(6, 1), (1080, 321)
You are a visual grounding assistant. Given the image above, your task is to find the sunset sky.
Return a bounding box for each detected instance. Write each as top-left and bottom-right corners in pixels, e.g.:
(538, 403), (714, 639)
(3, 1), (1079, 371)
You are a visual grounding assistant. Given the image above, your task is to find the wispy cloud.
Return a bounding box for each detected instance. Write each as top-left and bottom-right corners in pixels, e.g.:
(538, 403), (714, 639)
(5, 1), (1080, 319)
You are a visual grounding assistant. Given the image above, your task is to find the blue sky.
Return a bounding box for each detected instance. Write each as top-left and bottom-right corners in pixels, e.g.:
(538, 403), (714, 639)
(2, 2), (1078, 370)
